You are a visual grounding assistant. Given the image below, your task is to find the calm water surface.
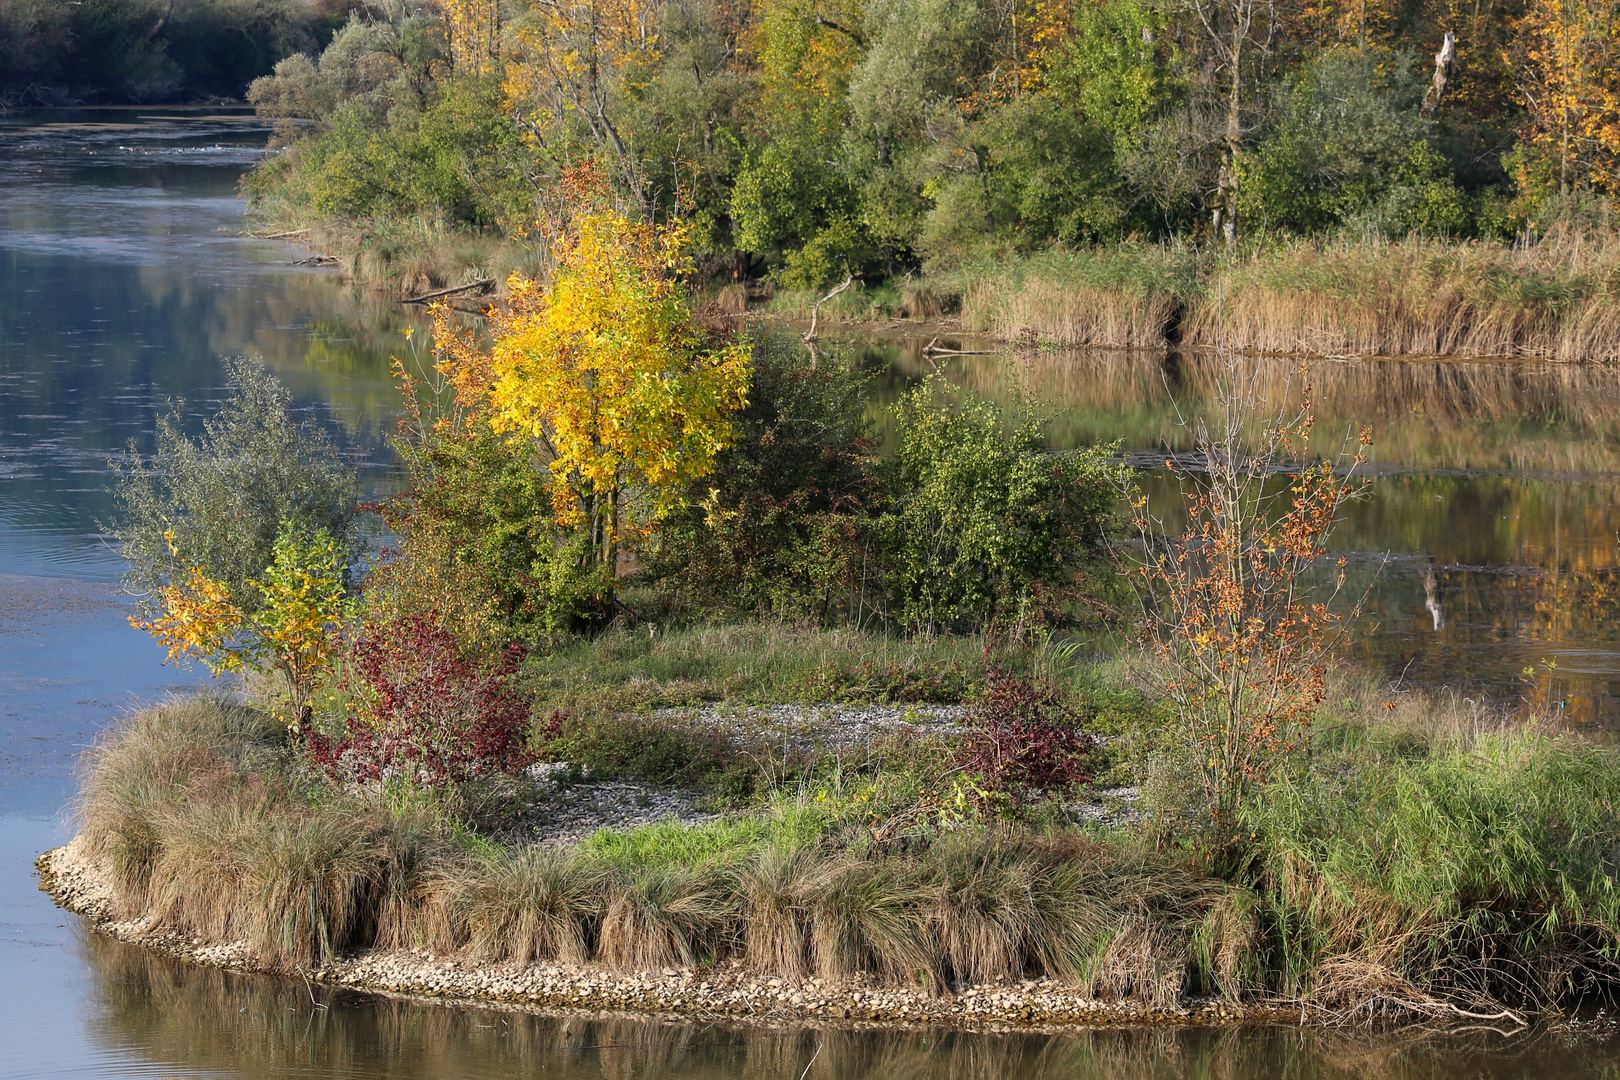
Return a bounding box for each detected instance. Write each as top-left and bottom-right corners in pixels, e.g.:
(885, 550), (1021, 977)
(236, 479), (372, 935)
(3, 109), (1620, 1078)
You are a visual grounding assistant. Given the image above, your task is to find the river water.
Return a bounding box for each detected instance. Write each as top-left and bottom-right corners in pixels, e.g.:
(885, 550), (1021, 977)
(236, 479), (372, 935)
(3, 108), (1620, 1078)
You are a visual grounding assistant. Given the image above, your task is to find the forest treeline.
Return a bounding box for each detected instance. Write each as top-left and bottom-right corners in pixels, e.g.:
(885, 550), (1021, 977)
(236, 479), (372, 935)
(0, 0), (353, 102)
(237, 0), (1620, 287)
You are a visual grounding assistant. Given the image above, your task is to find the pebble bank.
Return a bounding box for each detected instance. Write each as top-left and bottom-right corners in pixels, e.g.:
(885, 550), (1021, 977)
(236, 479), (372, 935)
(38, 836), (1274, 1032)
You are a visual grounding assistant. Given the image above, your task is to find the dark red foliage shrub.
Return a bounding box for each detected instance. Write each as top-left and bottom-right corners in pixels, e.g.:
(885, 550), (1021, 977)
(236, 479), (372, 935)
(953, 668), (1096, 803)
(307, 616), (534, 786)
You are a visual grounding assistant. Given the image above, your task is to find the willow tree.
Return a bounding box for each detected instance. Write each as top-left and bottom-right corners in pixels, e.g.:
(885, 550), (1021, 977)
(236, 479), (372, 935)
(435, 193), (752, 592)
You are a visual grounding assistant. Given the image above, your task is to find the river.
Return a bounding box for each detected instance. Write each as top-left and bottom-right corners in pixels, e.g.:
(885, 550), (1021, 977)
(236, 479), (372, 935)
(2, 107), (1620, 1078)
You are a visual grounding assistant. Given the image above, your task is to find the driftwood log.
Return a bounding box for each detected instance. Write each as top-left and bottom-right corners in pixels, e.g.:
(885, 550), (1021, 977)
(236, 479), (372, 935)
(403, 279), (496, 305)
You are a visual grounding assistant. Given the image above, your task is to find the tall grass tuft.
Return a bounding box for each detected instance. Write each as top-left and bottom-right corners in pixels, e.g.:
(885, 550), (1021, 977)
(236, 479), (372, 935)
(738, 844), (817, 979)
(954, 244), (1202, 348)
(805, 856), (937, 988)
(1246, 729), (1620, 1011)
(242, 806), (385, 964)
(78, 696), (283, 916)
(926, 832), (1044, 986)
(449, 848), (600, 965)
(598, 863), (736, 971)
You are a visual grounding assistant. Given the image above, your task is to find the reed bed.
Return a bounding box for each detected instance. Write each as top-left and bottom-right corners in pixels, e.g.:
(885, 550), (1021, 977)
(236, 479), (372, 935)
(74, 694), (1620, 1016)
(955, 235), (1620, 362)
(956, 245), (1198, 349)
(265, 217), (545, 300)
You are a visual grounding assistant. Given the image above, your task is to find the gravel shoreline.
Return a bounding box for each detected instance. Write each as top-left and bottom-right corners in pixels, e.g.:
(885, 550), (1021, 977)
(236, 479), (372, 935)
(37, 837), (1277, 1032)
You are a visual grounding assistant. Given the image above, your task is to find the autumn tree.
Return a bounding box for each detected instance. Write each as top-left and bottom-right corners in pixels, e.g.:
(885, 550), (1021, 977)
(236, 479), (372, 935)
(435, 184), (752, 596)
(111, 357), (361, 616)
(132, 525), (356, 728)
(502, 0), (667, 216)
(111, 358), (362, 726)
(446, 0), (502, 75)
(1513, 0), (1620, 196)
(1131, 355), (1371, 843)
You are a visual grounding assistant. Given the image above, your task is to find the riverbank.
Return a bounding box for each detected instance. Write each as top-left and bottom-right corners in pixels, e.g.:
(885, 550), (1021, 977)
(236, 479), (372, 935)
(36, 676), (1620, 1031)
(38, 836), (1271, 1031)
(274, 217), (1620, 362)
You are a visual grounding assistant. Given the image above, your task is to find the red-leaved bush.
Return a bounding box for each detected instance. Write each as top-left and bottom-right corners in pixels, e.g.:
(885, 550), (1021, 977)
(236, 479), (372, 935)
(307, 615), (534, 786)
(954, 668), (1096, 803)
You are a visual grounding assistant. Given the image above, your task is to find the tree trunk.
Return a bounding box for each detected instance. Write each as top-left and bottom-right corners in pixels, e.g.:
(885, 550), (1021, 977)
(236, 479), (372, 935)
(1420, 30), (1456, 117)
(1213, 33), (1244, 246)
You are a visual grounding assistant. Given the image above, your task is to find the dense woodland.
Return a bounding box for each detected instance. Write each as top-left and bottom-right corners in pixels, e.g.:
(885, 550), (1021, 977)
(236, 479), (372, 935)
(231, 0), (1620, 286)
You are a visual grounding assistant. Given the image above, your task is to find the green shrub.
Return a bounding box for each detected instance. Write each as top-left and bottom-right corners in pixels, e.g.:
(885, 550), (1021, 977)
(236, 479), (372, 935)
(369, 418), (610, 648)
(876, 375), (1124, 633)
(109, 357), (362, 621)
(791, 658), (975, 704)
(539, 709), (752, 794)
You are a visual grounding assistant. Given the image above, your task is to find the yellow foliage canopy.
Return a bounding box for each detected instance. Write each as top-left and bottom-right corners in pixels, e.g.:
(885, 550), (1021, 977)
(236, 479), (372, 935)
(436, 206), (751, 548)
(1515, 0), (1620, 193)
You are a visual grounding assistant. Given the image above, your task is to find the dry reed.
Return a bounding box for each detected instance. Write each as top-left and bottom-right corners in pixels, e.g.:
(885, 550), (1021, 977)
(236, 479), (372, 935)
(956, 235), (1620, 362)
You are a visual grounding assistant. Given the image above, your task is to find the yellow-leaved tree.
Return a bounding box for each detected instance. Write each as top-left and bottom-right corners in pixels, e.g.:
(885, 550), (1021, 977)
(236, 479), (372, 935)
(435, 186), (752, 596)
(132, 523), (356, 730)
(1514, 0), (1620, 194)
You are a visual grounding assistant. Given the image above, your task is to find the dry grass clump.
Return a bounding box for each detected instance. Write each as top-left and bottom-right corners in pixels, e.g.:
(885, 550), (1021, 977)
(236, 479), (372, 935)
(78, 696), (283, 914)
(446, 847), (600, 965)
(713, 282), (749, 315)
(738, 844), (819, 978)
(964, 277), (1184, 348)
(78, 698), (446, 965)
(599, 863), (737, 971)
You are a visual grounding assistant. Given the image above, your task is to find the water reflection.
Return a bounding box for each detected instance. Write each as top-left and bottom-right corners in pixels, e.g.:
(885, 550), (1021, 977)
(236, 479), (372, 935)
(79, 932), (1620, 1080)
(0, 108), (425, 579)
(869, 337), (1620, 475)
(855, 337), (1620, 722)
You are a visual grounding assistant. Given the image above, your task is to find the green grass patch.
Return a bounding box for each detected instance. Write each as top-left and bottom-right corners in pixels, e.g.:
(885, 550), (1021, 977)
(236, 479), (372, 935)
(579, 803), (836, 869)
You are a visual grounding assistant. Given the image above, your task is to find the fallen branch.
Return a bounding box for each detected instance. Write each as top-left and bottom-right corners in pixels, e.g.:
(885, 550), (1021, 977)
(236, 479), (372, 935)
(403, 279), (495, 305)
(250, 228), (310, 240)
(922, 337), (994, 356)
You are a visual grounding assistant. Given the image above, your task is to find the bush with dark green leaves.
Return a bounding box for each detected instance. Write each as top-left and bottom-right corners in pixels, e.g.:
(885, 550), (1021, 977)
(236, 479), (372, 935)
(367, 413), (614, 648)
(876, 375), (1123, 634)
(642, 333), (878, 623)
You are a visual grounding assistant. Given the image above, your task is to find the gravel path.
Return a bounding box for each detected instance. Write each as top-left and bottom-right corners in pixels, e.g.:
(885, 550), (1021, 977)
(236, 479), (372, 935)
(657, 703), (969, 752)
